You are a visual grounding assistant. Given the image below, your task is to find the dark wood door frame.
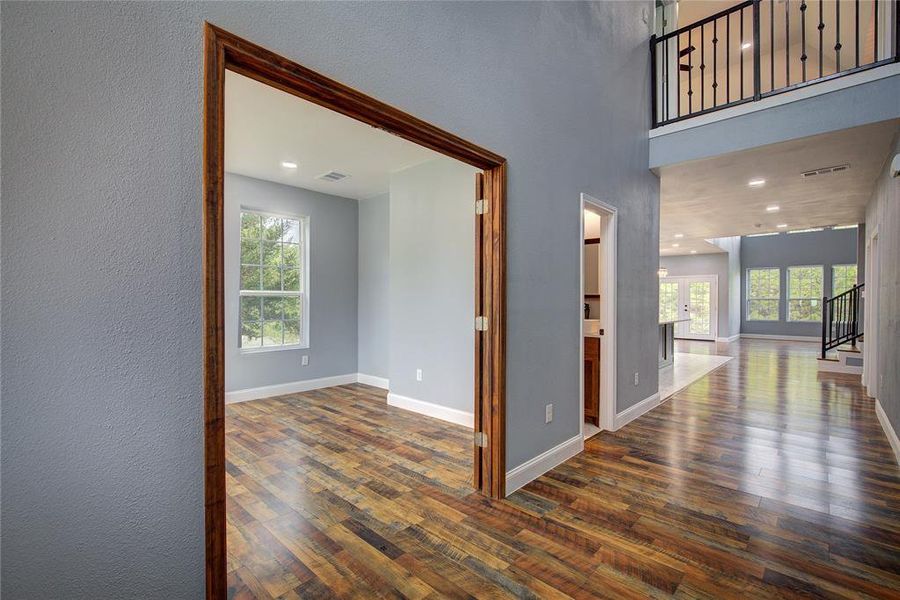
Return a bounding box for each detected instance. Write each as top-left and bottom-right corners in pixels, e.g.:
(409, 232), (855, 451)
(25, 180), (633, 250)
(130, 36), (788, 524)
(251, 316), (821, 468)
(202, 23), (507, 599)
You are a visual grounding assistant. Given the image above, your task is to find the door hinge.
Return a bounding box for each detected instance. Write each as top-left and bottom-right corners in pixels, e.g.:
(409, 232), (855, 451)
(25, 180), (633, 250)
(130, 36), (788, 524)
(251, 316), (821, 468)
(474, 431), (488, 447)
(475, 316), (488, 331)
(475, 199), (489, 215)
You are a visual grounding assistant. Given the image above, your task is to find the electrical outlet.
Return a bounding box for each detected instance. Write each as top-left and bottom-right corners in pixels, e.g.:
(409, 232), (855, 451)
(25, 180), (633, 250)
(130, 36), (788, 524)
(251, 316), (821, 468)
(416, 369), (423, 382)
(545, 403), (553, 424)
(301, 355), (309, 366)
(634, 372), (639, 386)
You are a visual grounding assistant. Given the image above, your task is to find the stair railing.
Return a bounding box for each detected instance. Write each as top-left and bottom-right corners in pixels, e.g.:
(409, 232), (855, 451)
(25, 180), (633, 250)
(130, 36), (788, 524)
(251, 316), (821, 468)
(821, 282), (864, 359)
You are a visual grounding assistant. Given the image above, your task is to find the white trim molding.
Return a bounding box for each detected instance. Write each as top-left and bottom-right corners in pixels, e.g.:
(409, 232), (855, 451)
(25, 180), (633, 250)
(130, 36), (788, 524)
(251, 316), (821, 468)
(225, 373), (358, 404)
(505, 434), (583, 496)
(613, 392), (661, 431)
(356, 373), (389, 389)
(875, 399), (900, 465)
(740, 333), (820, 342)
(716, 334), (741, 343)
(386, 393), (474, 428)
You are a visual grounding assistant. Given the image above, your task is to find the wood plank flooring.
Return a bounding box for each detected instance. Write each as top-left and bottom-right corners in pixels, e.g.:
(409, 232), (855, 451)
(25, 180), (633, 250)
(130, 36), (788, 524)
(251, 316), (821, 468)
(226, 339), (900, 598)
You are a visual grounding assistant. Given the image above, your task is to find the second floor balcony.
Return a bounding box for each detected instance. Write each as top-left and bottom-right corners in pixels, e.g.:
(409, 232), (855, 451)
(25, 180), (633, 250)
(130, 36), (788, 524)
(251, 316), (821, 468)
(651, 0), (900, 128)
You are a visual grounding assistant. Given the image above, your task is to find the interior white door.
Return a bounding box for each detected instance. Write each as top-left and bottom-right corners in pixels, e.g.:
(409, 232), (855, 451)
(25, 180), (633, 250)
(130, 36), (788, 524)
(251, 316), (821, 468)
(661, 275), (718, 341)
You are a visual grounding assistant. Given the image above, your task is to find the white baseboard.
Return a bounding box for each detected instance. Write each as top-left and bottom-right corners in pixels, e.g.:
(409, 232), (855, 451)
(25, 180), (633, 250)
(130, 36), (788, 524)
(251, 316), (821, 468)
(875, 398), (900, 465)
(613, 392), (661, 430)
(505, 434), (583, 496)
(386, 392), (474, 428)
(740, 333), (820, 342)
(715, 334), (741, 343)
(225, 373), (358, 404)
(356, 373), (389, 389)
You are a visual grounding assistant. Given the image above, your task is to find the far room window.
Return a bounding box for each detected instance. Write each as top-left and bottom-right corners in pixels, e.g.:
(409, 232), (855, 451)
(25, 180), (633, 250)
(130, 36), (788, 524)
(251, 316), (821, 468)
(832, 264), (858, 296)
(787, 265), (823, 322)
(747, 268), (780, 321)
(239, 211), (308, 349)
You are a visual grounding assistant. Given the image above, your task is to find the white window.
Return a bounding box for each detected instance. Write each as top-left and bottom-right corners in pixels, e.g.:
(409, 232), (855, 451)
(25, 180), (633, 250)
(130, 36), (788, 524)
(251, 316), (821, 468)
(832, 264), (857, 297)
(239, 210), (308, 350)
(747, 268), (780, 321)
(659, 281), (679, 322)
(787, 265), (823, 322)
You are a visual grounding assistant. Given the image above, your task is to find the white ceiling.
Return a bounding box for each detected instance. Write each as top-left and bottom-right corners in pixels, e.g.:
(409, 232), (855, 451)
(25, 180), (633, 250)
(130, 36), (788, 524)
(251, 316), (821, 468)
(659, 119), (899, 256)
(225, 71), (443, 200)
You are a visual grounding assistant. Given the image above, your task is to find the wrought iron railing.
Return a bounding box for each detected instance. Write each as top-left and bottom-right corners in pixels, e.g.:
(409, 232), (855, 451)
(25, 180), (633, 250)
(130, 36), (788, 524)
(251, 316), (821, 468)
(651, 0), (900, 128)
(821, 282), (864, 359)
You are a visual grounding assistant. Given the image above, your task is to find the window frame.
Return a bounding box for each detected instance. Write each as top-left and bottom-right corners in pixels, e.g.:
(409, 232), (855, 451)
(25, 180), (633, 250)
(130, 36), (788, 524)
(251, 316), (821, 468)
(786, 264), (824, 322)
(746, 267), (781, 322)
(238, 208), (310, 353)
(831, 264), (858, 297)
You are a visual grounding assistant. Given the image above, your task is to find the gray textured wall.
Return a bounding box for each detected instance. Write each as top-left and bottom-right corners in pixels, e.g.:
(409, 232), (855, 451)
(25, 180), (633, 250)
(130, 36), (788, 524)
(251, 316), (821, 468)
(389, 159), (477, 413)
(865, 133), (900, 443)
(740, 228), (858, 337)
(659, 252), (732, 339)
(0, 2), (658, 596)
(650, 72), (900, 168)
(357, 193), (390, 380)
(224, 174), (358, 392)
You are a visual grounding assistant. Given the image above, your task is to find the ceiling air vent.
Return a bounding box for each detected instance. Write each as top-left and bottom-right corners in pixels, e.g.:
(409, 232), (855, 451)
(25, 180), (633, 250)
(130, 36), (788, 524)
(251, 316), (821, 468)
(316, 170), (349, 182)
(801, 164), (850, 178)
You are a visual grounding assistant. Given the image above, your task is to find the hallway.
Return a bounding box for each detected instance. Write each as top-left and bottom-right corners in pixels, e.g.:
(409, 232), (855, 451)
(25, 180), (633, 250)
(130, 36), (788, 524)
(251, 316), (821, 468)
(226, 339), (900, 598)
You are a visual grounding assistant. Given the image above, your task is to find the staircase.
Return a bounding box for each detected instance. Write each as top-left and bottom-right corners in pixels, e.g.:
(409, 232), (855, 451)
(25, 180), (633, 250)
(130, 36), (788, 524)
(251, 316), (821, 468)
(818, 283), (864, 375)
(818, 340), (864, 375)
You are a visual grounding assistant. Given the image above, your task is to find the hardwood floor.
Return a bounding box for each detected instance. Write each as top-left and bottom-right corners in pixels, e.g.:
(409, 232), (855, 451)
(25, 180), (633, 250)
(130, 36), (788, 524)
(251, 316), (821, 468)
(226, 339), (900, 599)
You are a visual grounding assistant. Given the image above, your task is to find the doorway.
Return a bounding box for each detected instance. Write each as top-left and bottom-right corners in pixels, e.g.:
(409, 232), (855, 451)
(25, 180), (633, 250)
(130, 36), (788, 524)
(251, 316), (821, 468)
(659, 275), (718, 341)
(580, 194), (617, 437)
(202, 24), (507, 599)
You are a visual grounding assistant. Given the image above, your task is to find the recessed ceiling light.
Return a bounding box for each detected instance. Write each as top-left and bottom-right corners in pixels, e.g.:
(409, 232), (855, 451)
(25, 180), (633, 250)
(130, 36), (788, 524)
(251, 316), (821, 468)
(741, 42), (752, 50)
(672, 243), (680, 248)
(749, 179), (766, 187)
(281, 161), (298, 169)
(674, 233), (684, 238)
(690, 250), (697, 254)
(776, 223), (788, 228)
(766, 205), (780, 212)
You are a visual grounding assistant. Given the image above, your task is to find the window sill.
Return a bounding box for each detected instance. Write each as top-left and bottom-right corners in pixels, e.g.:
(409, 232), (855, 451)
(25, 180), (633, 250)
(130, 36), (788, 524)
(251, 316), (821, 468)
(240, 343), (308, 354)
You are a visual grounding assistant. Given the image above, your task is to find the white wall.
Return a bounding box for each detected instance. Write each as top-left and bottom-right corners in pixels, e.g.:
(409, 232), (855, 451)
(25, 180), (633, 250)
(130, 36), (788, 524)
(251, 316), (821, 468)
(357, 193), (390, 380)
(388, 159), (478, 414)
(864, 133), (900, 443)
(1, 4), (658, 594)
(659, 252), (733, 338)
(225, 173), (359, 392)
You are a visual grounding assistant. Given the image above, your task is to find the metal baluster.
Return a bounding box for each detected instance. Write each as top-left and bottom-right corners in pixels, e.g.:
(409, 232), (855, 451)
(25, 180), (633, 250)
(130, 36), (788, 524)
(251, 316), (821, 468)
(818, 0), (825, 78)
(835, 0), (841, 72)
(727, 13), (731, 102)
(801, 1), (808, 81)
(677, 33), (682, 117)
(786, 0), (791, 86)
(689, 29), (694, 113)
(741, 8), (745, 98)
(651, 38), (658, 126)
(770, 0), (775, 90)
(713, 19), (718, 107)
(828, 295), (833, 346)
(821, 296), (828, 358)
(701, 24), (706, 110)
(753, 0), (761, 99)
(855, 0), (860, 67)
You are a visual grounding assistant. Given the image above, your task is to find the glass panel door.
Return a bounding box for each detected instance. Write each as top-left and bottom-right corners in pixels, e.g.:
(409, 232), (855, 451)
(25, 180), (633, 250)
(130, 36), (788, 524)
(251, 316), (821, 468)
(687, 281), (712, 337)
